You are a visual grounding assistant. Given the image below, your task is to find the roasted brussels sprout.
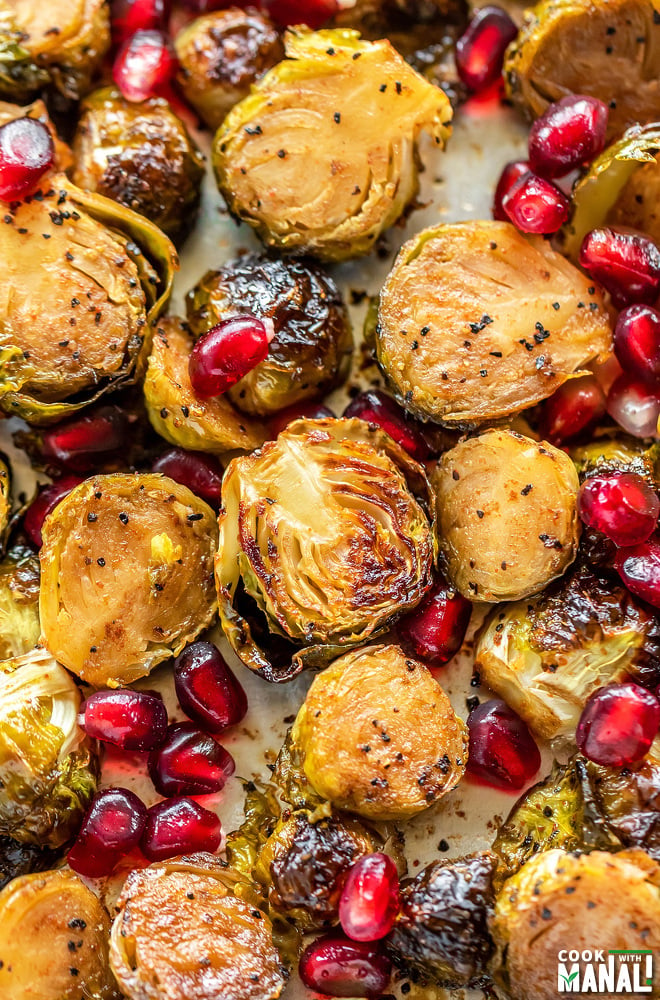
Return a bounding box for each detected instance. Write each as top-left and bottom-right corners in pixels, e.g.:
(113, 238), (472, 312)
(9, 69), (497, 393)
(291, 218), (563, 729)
(491, 848), (660, 999)
(0, 175), (177, 426)
(39, 474), (218, 688)
(376, 220), (612, 427)
(432, 429), (580, 602)
(476, 564), (660, 739)
(571, 434), (660, 485)
(110, 855), (286, 1000)
(175, 8), (284, 131)
(291, 644), (468, 821)
(0, 868), (119, 1000)
(186, 255), (353, 416)
(0, 834), (60, 890)
(0, 543), (40, 659)
(503, 0), (660, 142)
(72, 87), (205, 243)
(216, 418), (434, 681)
(0, 647), (98, 846)
(387, 852), (496, 988)
(213, 28), (452, 262)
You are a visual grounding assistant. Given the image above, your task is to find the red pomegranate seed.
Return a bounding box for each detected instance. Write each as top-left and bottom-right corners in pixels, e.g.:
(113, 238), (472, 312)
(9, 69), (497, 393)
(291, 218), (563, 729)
(41, 406), (130, 472)
(140, 797), (221, 862)
(152, 448), (224, 509)
(343, 390), (430, 462)
(269, 402), (335, 438)
(616, 534), (660, 608)
(492, 160), (529, 221)
(0, 117), (54, 201)
(607, 373), (660, 438)
(501, 170), (570, 234)
(576, 682), (660, 766)
(261, 0), (339, 29)
(67, 787), (147, 878)
(83, 690), (168, 751)
(23, 475), (84, 549)
(580, 227), (660, 308)
(148, 722), (235, 797)
(540, 375), (606, 445)
(189, 315), (275, 399)
(455, 6), (518, 93)
(173, 640), (248, 733)
(528, 95), (609, 179)
(111, 0), (170, 46)
(396, 576), (471, 666)
(113, 29), (177, 102)
(466, 699), (541, 790)
(614, 304), (660, 384)
(339, 854), (399, 943)
(578, 473), (659, 548)
(299, 933), (392, 999)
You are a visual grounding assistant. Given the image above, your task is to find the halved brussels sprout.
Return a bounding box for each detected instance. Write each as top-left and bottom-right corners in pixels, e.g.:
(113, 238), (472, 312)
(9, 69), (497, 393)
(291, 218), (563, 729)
(432, 429), (580, 602)
(39, 473), (218, 688)
(144, 316), (267, 455)
(0, 175), (177, 426)
(0, 543), (40, 660)
(213, 28), (452, 262)
(571, 434), (660, 485)
(0, 647), (98, 846)
(504, 0), (660, 141)
(185, 254), (353, 417)
(0, 868), (119, 1000)
(216, 417), (435, 681)
(110, 855), (285, 1000)
(0, 97), (73, 169)
(376, 220), (612, 427)
(291, 643), (468, 821)
(175, 9), (284, 131)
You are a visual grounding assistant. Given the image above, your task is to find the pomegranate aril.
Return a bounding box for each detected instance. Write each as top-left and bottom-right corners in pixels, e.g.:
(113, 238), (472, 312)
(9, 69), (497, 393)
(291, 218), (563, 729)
(83, 690), (168, 751)
(0, 117), (54, 201)
(174, 640), (248, 733)
(68, 787), (147, 878)
(262, 0), (339, 29)
(528, 95), (609, 179)
(614, 304), (660, 384)
(576, 682), (660, 766)
(580, 227), (660, 308)
(455, 6), (517, 93)
(339, 854), (399, 942)
(298, 933), (392, 999)
(501, 170), (569, 234)
(111, 0), (170, 46)
(606, 373), (660, 438)
(270, 402), (335, 438)
(578, 473), (659, 548)
(41, 406), (130, 472)
(540, 375), (606, 445)
(113, 29), (177, 102)
(152, 448), (224, 508)
(492, 159), (529, 221)
(466, 699), (541, 790)
(343, 390), (430, 462)
(148, 721), (235, 797)
(397, 576), (471, 666)
(189, 315), (274, 399)
(23, 475), (84, 549)
(140, 796), (221, 861)
(616, 534), (660, 608)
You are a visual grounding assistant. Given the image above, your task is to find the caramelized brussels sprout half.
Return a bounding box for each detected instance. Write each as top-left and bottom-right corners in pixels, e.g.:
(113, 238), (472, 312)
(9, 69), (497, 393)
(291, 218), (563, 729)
(186, 254), (353, 416)
(72, 87), (205, 243)
(175, 8), (284, 131)
(491, 848), (660, 999)
(216, 417), (434, 681)
(213, 28), (452, 262)
(0, 648), (98, 846)
(0, 175), (177, 426)
(39, 474), (218, 688)
(0, 869), (119, 1000)
(579, 747), (660, 859)
(377, 221), (612, 427)
(0, 97), (73, 170)
(291, 643), (468, 821)
(432, 429), (580, 602)
(0, 543), (40, 659)
(475, 564), (660, 739)
(110, 855), (285, 1000)
(504, 0), (660, 141)
(571, 434), (660, 485)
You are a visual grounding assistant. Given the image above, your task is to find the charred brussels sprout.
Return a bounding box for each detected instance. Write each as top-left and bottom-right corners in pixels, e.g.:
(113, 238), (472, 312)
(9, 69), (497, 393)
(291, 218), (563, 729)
(39, 474), (218, 688)
(376, 221), (612, 427)
(186, 254), (353, 416)
(475, 564), (660, 739)
(216, 418), (434, 681)
(571, 434), (660, 485)
(0, 869), (119, 1000)
(110, 855), (285, 1000)
(0, 175), (177, 426)
(0, 648), (98, 847)
(432, 429), (580, 602)
(0, 835), (60, 890)
(504, 0), (660, 142)
(387, 853), (496, 988)
(213, 28), (452, 262)
(175, 8), (284, 131)
(291, 644), (468, 821)
(578, 748), (660, 859)
(0, 544), (40, 660)
(73, 87), (205, 243)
